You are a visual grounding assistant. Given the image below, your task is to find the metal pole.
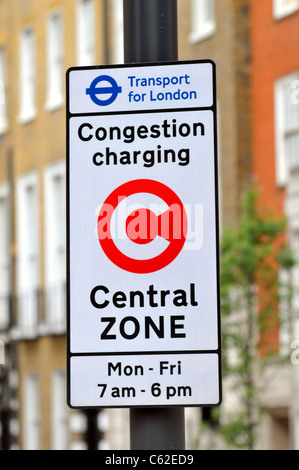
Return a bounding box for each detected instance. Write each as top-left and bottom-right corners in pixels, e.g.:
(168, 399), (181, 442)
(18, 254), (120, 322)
(130, 407), (185, 450)
(123, 0), (178, 63)
(123, 0), (185, 450)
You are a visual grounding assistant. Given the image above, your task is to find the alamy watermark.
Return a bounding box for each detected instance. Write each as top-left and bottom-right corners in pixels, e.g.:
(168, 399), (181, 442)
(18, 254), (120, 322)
(291, 340), (299, 365)
(95, 199), (204, 251)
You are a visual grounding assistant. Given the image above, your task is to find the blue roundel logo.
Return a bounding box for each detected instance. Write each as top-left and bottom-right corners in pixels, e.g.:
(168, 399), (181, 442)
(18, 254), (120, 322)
(86, 75), (122, 106)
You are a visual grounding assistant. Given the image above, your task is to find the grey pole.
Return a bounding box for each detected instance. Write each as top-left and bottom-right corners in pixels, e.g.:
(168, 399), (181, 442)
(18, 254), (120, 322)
(130, 407), (185, 450)
(123, 0), (185, 450)
(123, 0), (178, 64)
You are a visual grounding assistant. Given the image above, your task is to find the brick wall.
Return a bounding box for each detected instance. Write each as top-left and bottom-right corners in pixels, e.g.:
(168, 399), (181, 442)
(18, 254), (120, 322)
(250, 0), (299, 212)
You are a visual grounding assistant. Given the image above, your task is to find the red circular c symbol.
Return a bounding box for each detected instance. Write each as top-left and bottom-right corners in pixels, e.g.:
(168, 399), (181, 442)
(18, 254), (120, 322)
(97, 179), (188, 274)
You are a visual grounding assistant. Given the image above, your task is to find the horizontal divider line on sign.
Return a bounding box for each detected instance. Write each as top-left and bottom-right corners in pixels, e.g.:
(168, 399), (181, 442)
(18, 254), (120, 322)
(69, 349), (221, 357)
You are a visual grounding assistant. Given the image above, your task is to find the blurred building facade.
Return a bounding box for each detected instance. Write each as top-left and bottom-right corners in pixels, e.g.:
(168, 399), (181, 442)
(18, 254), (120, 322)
(0, 0), (298, 450)
(179, 0), (251, 230)
(0, 0), (127, 450)
(178, 0), (252, 449)
(250, 0), (299, 450)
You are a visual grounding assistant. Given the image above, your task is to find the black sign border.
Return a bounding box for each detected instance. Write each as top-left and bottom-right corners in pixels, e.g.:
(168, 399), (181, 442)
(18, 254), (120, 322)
(66, 60), (222, 409)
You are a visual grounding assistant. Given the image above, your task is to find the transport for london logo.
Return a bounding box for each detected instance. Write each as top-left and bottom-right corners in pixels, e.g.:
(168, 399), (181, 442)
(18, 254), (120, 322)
(86, 75), (122, 106)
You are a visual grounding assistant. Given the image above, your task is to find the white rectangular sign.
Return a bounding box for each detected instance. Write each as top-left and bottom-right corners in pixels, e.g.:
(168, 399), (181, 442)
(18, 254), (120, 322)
(67, 61), (221, 408)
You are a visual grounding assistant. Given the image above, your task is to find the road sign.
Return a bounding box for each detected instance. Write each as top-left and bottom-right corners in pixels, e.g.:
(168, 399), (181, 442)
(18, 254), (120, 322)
(97, 179), (188, 273)
(66, 60), (221, 408)
(86, 75), (123, 106)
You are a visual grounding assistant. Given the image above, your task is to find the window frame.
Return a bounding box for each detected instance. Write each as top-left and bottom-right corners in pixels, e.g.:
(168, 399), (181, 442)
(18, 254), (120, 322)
(273, 0), (299, 20)
(0, 182), (10, 330)
(76, 0), (95, 66)
(274, 72), (299, 186)
(112, 0), (124, 64)
(189, 0), (216, 44)
(16, 171), (40, 337)
(24, 373), (41, 450)
(44, 161), (66, 333)
(45, 8), (64, 111)
(18, 26), (37, 124)
(0, 47), (8, 134)
(51, 370), (69, 450)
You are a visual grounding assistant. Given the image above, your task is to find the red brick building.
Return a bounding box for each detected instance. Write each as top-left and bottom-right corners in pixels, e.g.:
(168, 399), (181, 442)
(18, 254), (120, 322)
(250, 0), (299, 211)
(250, 0), (299, 449)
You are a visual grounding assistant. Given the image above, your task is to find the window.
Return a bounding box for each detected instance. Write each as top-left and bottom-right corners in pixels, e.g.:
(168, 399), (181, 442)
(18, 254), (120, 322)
(273, 0), (299, 19)
(0, 48), (8, 134)
(51, 371), (69, 450)
(279, 230), (299, 353)
(77, 0), (95, 65)
(24, 374), (40, 450)
(19, 28), (36, 123)
(17, 172), (39, 337)
(46, 10), (63, 111)
(291, 231), (299, 341)
(275, 73), (299, 186)
(0, 183), (10, 330)
(190, 0), (215, 43)
(113, 0), (124, 64)
(44, 162), (66, 332)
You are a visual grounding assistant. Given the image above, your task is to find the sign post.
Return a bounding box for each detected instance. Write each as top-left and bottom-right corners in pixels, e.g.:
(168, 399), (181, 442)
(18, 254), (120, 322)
(123, 0), (184, 450)
(66, 0), (221, 450)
